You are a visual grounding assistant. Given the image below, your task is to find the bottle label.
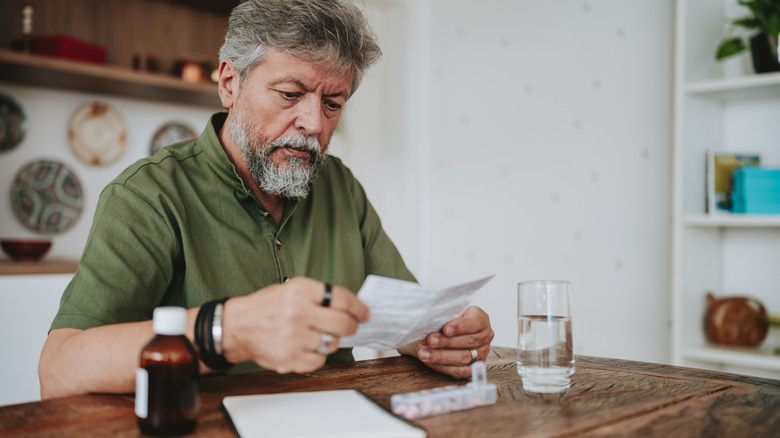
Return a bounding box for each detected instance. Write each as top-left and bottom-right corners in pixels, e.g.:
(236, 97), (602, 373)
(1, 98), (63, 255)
(135, 367), (148, 419)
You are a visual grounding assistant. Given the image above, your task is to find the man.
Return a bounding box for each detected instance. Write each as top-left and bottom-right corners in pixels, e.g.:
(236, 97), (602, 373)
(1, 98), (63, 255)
(39, 0), (494, 399)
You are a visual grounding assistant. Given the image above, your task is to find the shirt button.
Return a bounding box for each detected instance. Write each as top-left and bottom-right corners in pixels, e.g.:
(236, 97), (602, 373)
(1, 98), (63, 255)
(262, 211), (270, 217)
(275, 239), (282, 247)
(283, 277), (289, 283)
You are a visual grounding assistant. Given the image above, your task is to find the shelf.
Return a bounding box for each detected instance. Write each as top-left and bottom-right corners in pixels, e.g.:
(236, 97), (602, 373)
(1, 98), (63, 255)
(685, 72), (780, 100)
(683, 214), (780, 228)
(674, 0), (780, 380)
(682, 345), (780, 373)
(0, 260), (78, 276)
(0, 50), (222, 108)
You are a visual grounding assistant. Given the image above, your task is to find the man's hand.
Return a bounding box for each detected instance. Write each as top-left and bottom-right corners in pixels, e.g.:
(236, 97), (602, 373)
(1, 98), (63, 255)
(221, 277), (370, 374)
(398, 306), (494, 378)
(39, 277), (368, 399)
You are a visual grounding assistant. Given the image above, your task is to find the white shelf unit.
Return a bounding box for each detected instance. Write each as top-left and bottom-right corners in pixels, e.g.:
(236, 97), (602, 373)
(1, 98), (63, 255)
(672, 0), (780, 380)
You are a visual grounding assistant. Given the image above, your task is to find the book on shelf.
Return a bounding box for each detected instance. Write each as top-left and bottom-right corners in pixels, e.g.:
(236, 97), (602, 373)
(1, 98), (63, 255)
(706, 150), (761, 214)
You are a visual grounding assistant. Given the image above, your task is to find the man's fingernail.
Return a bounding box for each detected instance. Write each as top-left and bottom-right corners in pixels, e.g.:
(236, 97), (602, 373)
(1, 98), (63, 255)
(429, 336), (440, 347)
(444, 326), (455, 336)
(419, 349), (430, 361)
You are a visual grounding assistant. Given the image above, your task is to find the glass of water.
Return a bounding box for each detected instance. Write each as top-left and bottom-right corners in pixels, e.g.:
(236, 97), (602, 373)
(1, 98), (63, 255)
(517, 280), (574, 393)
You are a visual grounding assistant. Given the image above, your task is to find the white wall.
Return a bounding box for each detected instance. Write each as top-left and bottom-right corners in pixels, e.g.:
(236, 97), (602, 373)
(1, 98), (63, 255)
(414, 0), (675, 363)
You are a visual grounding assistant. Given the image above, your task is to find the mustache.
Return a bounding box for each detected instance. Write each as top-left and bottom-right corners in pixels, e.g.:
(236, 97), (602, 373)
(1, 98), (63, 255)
(266, 134), (322, 154)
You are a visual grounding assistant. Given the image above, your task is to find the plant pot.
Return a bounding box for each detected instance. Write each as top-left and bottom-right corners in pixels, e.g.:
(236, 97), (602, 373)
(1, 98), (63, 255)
(750, 32), (780, 73)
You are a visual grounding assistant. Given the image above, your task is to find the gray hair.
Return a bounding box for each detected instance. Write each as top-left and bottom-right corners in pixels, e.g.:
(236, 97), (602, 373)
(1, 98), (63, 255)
(219, 0), (382, 96)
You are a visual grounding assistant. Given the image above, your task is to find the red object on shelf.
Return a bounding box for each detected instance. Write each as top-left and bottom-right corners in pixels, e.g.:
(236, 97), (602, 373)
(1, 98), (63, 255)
(12, 34), (107, 65)
(1, 238), (52, 262)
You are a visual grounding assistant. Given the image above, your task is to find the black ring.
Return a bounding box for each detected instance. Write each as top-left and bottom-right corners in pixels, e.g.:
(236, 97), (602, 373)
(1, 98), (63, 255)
(321, 283), (332, 307)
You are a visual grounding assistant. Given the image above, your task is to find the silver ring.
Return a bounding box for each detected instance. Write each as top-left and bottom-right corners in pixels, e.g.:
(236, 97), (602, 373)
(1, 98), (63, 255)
(317, 332), (333, 355)
(468, 348), (478, 365)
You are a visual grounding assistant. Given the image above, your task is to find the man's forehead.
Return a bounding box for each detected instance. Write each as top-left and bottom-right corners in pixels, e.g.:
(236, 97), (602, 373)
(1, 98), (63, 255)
(254, 50), (353, 97)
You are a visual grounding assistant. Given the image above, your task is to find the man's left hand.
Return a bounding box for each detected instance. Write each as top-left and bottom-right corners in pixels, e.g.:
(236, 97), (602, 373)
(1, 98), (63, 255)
(399, 306), (494, 379)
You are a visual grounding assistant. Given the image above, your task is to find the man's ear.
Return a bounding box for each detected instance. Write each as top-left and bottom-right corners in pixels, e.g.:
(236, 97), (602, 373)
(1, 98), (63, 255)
(218, 60), (238, 109)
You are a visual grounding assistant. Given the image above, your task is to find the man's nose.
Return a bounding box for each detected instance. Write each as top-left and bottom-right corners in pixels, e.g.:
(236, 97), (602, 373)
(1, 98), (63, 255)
(294, 96), (323, 136)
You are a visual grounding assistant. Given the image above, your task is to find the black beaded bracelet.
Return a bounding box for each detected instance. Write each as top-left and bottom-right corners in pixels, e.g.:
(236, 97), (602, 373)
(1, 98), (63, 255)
(194, 298), (232, 370)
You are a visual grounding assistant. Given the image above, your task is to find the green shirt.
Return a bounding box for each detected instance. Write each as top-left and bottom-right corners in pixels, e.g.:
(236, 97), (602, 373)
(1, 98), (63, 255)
(51, 113), (415, 372)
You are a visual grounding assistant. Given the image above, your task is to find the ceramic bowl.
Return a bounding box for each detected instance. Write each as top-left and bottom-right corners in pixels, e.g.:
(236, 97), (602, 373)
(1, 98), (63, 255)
(704, 292), (768, 347)
(0, 238), (53, 262)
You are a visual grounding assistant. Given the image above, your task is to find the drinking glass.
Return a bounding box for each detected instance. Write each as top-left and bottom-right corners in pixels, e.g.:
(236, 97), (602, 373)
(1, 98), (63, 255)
(516, 280), (575, 393)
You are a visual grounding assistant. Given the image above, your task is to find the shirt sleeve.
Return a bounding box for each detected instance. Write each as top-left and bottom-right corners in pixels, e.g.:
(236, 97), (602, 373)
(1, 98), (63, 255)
(345, 169), (417, 283)
(50, 182), (178, 331)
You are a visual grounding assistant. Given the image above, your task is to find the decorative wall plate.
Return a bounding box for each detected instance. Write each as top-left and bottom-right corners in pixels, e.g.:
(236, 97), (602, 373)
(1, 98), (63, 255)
(149, 121), (197, 155)
(11, 159), (85, 234)
(0, 93), (27, 153)
(68, 101), (126, 165)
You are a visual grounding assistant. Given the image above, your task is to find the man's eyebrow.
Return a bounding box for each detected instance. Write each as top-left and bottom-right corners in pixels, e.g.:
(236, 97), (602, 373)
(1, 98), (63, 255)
(270, 77), (349, 99)
(269, 77), (308, 90)
(324, 90), (348, 99)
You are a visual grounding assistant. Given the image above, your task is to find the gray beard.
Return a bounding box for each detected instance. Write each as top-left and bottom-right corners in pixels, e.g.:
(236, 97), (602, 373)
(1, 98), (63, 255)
(229, 111), (325, 199)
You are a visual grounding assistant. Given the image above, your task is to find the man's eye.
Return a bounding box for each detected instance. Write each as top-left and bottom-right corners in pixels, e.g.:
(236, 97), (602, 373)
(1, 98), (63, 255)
(279, 91), (299, 100)
(324, 101), (342, 111)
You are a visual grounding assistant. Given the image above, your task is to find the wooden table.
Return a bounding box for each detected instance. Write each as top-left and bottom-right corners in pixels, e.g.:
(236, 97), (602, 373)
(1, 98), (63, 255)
(1, 346), (779, 437)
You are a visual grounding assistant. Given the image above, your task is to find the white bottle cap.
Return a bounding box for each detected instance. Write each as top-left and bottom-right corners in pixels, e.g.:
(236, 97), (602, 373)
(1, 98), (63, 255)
(153, 306), (187, 335)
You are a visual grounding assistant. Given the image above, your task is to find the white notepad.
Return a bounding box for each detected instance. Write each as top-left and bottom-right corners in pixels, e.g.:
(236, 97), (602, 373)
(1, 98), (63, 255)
(223, 389), (426, 438)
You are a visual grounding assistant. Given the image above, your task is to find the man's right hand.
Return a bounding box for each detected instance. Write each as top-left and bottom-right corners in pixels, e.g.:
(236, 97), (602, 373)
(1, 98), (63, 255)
(221, 277), (370, 373)
(39, 277), (369, 399)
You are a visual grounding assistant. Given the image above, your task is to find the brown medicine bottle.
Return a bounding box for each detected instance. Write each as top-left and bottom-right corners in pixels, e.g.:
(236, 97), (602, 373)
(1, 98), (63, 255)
(136, 307), (200, 436)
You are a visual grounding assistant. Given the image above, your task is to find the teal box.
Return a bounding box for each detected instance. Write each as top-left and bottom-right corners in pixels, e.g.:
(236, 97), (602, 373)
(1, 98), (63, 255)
(733, 167), (780, 192)
(732, 199), (780, 213)
(731, 190), (780, 203)
(732, 168), (780, 209)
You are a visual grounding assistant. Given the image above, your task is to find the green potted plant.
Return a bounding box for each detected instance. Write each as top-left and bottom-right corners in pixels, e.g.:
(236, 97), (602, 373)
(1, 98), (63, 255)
(715, 0), (780, 73)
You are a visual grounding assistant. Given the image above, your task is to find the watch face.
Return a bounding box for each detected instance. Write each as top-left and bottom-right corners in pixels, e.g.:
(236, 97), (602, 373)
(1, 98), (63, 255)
(149, 121), (198, 155)
(11, 159), (85, 234)
(0, 93), (27, 153)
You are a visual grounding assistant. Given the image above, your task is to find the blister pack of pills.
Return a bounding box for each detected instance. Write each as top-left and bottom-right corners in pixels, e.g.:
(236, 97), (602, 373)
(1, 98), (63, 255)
(390, 361), (497, 420)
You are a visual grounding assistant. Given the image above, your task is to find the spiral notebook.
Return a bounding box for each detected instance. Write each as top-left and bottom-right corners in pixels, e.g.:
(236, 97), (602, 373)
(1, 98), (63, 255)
(222, 389), (426, 438)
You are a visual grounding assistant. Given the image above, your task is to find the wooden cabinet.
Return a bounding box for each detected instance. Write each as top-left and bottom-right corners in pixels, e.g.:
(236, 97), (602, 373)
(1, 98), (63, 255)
(672, 0), (780, 379)
(0, 0), (237, 107)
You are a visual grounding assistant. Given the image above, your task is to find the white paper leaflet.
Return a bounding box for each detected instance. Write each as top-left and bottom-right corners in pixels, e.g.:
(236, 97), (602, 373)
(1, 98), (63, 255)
(340, 275), (494, 350)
